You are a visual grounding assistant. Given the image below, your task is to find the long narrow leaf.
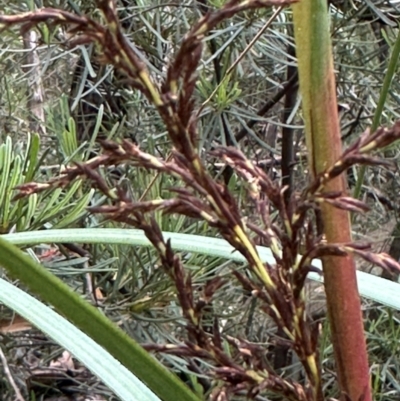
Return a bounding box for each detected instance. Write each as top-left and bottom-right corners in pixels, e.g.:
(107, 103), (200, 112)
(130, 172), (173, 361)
(2, 229), (400, 310)
(353, 25), (400, 199)
(0, 278), (161, 401)
(0, 237), (201, 401)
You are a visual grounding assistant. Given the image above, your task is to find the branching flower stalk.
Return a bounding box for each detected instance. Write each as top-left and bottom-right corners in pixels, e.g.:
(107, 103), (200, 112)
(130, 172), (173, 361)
(16, 124), (400, 399)
(3, 1), (400, 400)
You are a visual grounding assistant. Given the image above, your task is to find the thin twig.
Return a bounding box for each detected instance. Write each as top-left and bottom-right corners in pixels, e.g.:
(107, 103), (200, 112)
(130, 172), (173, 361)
(0, 345), (25, 401)
(235, 71), (298, 142)
(198, 6), (284, 116)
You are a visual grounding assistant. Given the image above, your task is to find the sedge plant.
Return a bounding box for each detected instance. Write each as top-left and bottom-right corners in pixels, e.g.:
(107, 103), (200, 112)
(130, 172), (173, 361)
(2, 1), (400, 400)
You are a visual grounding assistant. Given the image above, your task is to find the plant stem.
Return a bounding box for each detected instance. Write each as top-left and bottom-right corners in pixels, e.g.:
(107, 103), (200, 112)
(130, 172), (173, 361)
(292, 1), (371, 400)
(353, 23), (400, 200)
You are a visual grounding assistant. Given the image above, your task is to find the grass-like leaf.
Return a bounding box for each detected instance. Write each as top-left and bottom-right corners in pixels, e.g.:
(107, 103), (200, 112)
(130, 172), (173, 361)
(353, 25), (400, 199)
(0, 278), (161, 401)
(3, 228), (400, 310)
(0, 236), (201, 401)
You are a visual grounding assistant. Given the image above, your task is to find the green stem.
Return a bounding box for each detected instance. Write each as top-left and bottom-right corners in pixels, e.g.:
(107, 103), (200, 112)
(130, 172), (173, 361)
(353, 24), (400, 200)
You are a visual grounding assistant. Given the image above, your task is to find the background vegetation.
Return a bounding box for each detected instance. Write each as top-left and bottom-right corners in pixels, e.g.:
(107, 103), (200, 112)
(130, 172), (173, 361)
(0, 0), (400, 400)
